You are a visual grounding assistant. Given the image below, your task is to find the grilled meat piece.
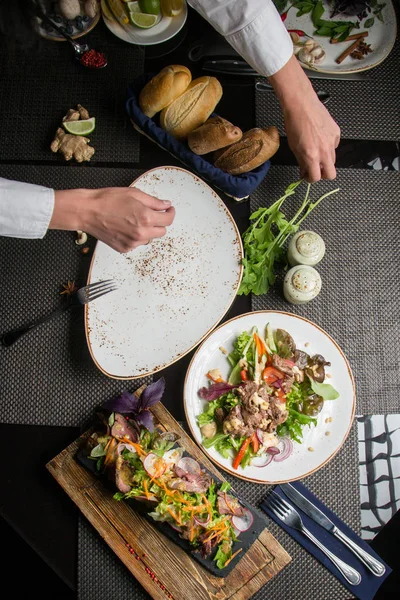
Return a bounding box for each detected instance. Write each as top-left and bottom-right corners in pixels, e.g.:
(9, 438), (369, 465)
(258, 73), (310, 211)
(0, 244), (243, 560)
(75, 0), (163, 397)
(110, 413), (139, 442)
(242, 408), (271, 431)
(217, 491), (245, 516)
(214, 407), (226, 423)
(281, 374), (295, 394)
(222, 405), (252, 437)
(271, 353), (295, 375)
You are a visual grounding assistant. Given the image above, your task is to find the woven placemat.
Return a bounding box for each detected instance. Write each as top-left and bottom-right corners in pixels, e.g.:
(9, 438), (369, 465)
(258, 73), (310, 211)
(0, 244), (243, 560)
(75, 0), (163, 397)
(0, 165), (151, 427)
(249, 166), (400, 415)
(77, 422), (359, 600)
(255, 7), (400, 141)
(0, 19), (144, 162)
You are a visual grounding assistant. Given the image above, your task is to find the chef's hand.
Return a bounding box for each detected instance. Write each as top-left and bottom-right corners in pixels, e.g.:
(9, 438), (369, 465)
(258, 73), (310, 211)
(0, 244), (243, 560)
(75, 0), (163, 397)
(51, 187), (175, 253)
(269, 55), (340, 183)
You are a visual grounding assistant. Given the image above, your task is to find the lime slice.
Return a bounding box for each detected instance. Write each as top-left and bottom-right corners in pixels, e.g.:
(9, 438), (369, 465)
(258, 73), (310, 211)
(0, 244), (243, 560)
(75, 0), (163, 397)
(63, 118), (96, 136)
(129, 11), (158, 27)
(127, 1), (141, 12)
(139, 0), (160, 15)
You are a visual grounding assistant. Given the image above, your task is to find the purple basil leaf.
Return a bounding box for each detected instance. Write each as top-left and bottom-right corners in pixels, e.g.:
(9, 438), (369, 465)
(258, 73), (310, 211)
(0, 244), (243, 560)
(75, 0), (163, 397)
(136, 409), (155, 432)
(140, 377), (166, 410)
(198, 381), (237, 401)
(102, 391), (139, 414)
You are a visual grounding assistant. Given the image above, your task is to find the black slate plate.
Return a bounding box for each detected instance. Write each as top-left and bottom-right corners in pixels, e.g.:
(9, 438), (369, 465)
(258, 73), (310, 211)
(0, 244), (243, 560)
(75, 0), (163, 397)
(76, 442), (267, 577)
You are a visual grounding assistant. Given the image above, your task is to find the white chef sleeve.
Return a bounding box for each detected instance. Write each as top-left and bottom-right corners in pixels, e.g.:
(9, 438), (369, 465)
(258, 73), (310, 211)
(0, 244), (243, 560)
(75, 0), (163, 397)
(0, 178), (54, 239)
(187, 0), (293, 76)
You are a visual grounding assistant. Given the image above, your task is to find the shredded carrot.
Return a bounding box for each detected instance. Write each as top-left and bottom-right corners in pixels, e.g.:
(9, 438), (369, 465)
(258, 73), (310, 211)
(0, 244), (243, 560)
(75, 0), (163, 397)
(253, 333), (267, 361)
(224, 548), (243, 567)
(224, 492), (236, 515)
(104, 438), (117, 466)
(119, 437), (147, 456)
(143, 479), (150, 500)
(167, 507), (182, 525)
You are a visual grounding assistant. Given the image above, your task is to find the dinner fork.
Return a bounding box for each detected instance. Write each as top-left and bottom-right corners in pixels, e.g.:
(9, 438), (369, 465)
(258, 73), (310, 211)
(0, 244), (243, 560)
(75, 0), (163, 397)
(0, 279), (118, 347)
(264, 492), (362, 586)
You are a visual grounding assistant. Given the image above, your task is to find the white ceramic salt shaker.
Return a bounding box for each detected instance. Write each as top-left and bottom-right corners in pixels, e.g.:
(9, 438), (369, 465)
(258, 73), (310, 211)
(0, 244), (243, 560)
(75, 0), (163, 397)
(283, 265), (322, 305)
(287, 230), (325, 267)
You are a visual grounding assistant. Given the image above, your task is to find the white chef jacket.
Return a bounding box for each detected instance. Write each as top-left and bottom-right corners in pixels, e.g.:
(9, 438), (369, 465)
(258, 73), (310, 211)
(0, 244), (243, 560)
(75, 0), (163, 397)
(0, 0), (292, 240)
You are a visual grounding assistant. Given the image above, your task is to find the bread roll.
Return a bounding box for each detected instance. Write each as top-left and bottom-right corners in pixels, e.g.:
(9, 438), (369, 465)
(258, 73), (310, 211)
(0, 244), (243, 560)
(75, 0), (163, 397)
(139, 65), (192, 118)
(187, 116), (243, 155)
(214, 127), (280, 175)
(159, 77), (223, 140)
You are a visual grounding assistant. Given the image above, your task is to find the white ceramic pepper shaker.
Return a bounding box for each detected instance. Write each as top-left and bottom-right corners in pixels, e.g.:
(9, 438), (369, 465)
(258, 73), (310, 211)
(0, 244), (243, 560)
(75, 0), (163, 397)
(287, 230), (326, 267)
(283, 265), (322, 305)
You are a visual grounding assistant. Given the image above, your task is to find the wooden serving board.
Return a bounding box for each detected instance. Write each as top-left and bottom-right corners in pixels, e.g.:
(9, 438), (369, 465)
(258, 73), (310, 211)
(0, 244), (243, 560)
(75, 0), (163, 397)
(46, 399), (291, 600)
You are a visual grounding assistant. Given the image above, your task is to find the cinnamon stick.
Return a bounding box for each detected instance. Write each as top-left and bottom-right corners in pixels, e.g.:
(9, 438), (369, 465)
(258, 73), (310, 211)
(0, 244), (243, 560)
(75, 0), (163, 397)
(335, 36), (366, 64)
(331, 31), (368, 44)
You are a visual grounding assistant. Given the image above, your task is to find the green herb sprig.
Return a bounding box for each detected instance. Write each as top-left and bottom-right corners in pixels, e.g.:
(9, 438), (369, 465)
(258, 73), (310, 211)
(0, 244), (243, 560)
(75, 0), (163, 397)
(238, 180), (340, 296)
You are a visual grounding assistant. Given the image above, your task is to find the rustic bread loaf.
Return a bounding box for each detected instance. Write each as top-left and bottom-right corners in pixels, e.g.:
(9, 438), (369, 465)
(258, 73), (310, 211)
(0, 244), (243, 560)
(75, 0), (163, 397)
(187, 116), (243, 155)
(213, 127), (280, 175)
(159, 76), (223, 140)
(139, 65), (192, 118)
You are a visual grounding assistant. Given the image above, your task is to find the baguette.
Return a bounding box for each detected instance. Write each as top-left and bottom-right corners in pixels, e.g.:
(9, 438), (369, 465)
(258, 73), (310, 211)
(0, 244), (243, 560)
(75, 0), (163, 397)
(187, 116), (243, 155)
(139, 65), (192, 118)
(159, 76), (223, 140)
(214, 127), (280, 175)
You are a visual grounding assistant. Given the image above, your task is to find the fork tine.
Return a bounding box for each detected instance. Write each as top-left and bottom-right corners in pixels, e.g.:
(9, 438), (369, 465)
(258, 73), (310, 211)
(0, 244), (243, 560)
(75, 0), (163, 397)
(86, 282), (118, 295)
(86, 279), (115, 290)
(266, 495), (287, 518)
(87, 286), (118, 302)
(271, 491), (293, 511)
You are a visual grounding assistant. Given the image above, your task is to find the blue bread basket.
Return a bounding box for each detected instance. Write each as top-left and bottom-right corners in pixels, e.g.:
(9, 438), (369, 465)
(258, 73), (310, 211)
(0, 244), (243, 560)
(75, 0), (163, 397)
(126, 73), (271, 201)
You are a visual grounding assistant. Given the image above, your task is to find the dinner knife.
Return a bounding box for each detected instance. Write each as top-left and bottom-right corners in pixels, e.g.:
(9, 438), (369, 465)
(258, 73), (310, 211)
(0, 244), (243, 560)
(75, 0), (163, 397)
(281, 483), (386, 577)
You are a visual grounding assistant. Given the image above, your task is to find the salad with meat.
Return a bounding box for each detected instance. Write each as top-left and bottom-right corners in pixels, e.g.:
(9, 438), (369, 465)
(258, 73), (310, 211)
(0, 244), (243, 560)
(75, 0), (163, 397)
(83, 380), (259, 571)
(196, 324), (339, 470)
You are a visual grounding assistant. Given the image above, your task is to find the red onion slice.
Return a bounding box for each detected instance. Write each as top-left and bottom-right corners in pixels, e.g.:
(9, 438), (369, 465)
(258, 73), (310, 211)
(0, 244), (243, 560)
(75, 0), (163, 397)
(266, 446), (280, 455)
(143, 453), (166, 477)
(232, 508), (254, 532)
(273, 437), (293, 462)
(256, 428), (264, 444)
(194, 514), (211, 527)
(251, 453), (273, 467)
(169, 523), (183, 533)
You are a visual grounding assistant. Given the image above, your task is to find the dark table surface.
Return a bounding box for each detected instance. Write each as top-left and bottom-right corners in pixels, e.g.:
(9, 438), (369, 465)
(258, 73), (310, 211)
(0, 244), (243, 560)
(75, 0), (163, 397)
(0, 5), (399, 600)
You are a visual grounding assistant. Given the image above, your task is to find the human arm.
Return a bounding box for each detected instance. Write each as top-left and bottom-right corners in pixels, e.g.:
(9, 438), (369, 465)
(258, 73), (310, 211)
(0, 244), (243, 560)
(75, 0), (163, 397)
(187, 0), (340, 182)
(0, 178), (175, 252)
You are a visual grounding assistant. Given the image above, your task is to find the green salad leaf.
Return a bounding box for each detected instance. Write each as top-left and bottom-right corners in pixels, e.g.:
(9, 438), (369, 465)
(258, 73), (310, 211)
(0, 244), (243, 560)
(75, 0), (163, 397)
(238, 180), (340, 296)
(309, 378), (340, 400)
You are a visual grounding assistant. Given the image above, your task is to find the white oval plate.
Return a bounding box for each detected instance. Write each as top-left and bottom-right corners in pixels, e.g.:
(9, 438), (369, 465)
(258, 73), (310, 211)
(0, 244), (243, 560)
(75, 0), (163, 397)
(101, 0), (187, 45)
(184, 310), (356, 484)
(286, 0), (397, 74)
(85, 166), (243, 379)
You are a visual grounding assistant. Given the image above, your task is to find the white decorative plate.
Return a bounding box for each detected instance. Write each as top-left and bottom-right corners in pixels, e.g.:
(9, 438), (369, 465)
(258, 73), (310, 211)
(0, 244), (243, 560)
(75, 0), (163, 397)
(184, 310), (356, 484)
(85, 166), (243, 379)
(101, 0), (187, 45)
(286, 0), (397, 74)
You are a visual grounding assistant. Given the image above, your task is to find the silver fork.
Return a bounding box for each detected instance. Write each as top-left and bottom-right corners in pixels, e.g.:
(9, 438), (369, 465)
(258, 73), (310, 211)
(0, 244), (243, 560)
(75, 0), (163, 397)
(0, 279), (118, 347)
(264, 492), (362, 586)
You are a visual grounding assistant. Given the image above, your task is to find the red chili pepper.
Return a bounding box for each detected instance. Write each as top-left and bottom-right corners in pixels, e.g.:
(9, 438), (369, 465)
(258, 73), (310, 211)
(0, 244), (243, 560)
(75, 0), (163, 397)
(288, 29), (313, 38)
(281, 11), (288, 21)
(240, 369), (248, 381)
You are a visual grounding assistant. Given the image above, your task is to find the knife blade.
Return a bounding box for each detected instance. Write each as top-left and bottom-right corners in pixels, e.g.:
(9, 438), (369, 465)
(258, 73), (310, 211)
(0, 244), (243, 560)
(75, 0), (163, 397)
(281, 483), (386, 577)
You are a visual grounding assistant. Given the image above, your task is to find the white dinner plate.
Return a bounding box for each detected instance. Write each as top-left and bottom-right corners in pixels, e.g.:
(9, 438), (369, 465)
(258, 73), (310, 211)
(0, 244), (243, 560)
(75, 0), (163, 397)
(286, 0), (397, 74)
(85, 166), (243, 379)
(184, 310), (356, 484)
(101, 0), (188, 45)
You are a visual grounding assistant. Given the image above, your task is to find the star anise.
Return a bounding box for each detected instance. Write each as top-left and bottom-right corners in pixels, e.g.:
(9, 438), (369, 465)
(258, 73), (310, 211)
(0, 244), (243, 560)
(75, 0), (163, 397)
(60, 280), (78, 297)
(350, 41), (373, 59)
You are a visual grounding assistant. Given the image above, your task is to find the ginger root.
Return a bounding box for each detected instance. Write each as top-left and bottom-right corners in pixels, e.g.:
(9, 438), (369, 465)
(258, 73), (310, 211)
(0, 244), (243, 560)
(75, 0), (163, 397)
(51, 128), (95, 162)
(52, 104), (95, 162)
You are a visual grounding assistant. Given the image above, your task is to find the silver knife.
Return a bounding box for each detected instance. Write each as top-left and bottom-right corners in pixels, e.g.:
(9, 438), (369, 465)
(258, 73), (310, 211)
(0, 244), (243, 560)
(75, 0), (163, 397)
(282, 483), (386, 577)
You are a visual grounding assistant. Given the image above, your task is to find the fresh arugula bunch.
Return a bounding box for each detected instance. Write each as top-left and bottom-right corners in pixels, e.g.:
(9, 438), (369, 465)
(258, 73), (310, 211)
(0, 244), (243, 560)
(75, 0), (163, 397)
(238, 180), (340, 296)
